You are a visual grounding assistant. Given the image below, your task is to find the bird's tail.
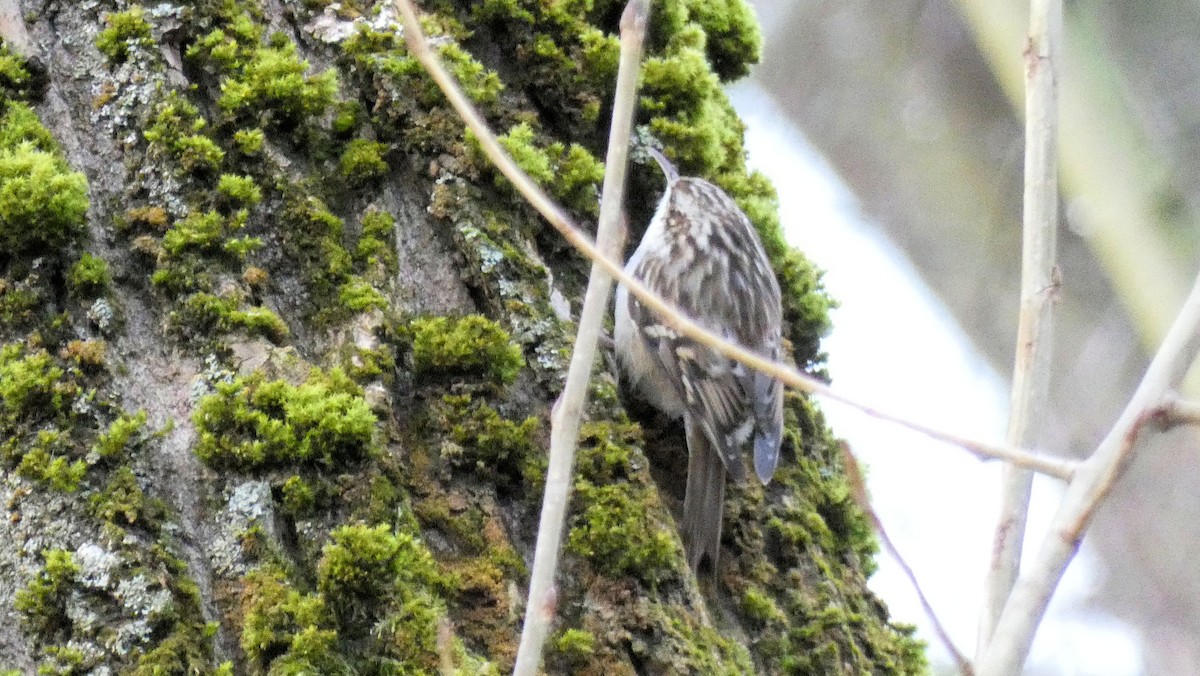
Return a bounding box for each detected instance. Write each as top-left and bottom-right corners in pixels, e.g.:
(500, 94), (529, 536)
(683, 419), (725, 572)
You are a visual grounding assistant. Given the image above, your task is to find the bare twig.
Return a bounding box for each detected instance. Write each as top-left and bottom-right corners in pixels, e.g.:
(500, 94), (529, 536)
(1156, 393), (1200, 427)
(841, 443), (974, 675)
(829, 397), (1075, 481)
(978, 0), (1061, 656)
(978, 270), (1200, 675)
(505, 0), (649, 673)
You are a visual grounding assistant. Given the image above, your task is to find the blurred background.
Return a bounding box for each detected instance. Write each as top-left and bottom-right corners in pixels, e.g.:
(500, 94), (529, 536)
(734, 1), (1200, 674)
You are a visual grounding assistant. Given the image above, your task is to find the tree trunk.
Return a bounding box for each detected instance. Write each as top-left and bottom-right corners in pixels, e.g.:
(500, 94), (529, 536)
(0, 1), (923, 674)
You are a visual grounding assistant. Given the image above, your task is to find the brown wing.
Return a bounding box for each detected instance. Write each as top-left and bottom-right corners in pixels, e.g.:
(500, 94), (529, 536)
(627, 178), (784, 484)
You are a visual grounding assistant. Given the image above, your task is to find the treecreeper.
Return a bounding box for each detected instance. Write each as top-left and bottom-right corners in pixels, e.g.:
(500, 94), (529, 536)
(615, 148), (785, 571)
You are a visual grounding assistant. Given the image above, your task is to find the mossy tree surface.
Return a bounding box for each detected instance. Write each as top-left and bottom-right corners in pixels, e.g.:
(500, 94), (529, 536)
(0, 1), (924, 675)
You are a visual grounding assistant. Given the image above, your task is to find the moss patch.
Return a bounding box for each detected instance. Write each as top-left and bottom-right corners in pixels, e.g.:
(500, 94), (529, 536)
(193, 367), (376, 471)
(409, 315), (524, 386)
(96, 6), (153, 64)
(0, 139), (88, 255)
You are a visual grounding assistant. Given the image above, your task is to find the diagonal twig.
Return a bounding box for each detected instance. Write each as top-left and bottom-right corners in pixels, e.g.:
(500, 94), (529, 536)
(978, 269), (1200, 674)
(842, 443), (975, 676)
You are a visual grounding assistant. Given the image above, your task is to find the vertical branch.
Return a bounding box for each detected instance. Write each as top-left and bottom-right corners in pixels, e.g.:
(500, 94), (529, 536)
(978, 270), (1200, 674)
(511, 2), (649, 674)
(977, 0), (1061, 657)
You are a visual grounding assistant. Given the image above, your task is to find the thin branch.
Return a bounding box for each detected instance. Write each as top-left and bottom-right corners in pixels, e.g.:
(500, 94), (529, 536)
(978, 0), (1061, 656)
(841, 443), (974, 676)
(978, 269), (1200, 675)
(1155, 392), (1200, 427)
(505, 0), (649, 673)
(830, 397), (1075, 481)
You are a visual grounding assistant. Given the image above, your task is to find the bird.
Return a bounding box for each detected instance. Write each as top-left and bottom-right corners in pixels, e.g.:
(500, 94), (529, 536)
(614, 147), (785, 571)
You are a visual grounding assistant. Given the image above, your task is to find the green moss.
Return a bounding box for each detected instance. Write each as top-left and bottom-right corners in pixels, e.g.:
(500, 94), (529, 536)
(144, 93), (225, 175)
(239, 566), (347, 675)
(437, 393), (539, 478)
(354, 208), (397, 273)
(217, 173), (262, 207)
(193, 368), (376, 471)
(410, 315), (524, 385)
(90, 465), (148, 526)
(16, 430), (87, 491)
(0, 343), (68, 419)
(684, 0), (763, 81)
(553, 142), (606, 216)
(96, 6), (153, 63)
(339, 25), (503, 155)
(0, 143), (88, 254)
(496, 123), (553, 186)
(177, 133), (226, 174)
(339, 138), (389, 185)
(128, 621), (220, 676)
(279, 475), (316, 515)
(278, 191), (354, 312)
(0, 278), (41, 329)
(93, 409), (148, 460)
(486, 124), (606, 216)
(567, 480), (676, 581)
(161, 210), (226, 257)
(337, 276), (387, 313)
(172, 293), (288, 343)
(438, 42), (504, 105)
(562, 420), (678, 581)
(0, 42), (32, 96)
(741, 586), (785, 625)
(0, 102), (56, 152)
(553, 628), (595, 661)
(215, 41), (338, 129)
(237, 524), (447, 674)
(317, 523), (442, 629)
(233, 127), (265, 155)
(66, 253), (111, 298)
(14, 549), (79, 638)
(331, 100), (362, 136)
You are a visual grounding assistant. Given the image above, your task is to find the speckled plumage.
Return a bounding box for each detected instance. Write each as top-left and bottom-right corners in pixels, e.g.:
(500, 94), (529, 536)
(614, 152), (784, 571)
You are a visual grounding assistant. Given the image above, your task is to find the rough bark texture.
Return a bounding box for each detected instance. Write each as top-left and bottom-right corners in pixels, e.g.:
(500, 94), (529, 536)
(0, 1), (924, 674)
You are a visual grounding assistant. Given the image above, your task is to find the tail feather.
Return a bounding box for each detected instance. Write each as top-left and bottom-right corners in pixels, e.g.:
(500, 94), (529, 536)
(683, 418), (726, 572)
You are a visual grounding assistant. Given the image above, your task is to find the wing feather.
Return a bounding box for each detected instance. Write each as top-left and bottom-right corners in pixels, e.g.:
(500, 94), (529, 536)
(626, 178), (785, 484)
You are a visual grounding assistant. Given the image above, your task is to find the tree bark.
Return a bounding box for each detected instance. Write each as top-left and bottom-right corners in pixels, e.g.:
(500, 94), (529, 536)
(0, 1), (923, 674)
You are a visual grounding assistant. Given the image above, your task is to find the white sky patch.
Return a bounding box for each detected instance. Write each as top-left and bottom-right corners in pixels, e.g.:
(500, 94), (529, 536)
(728, 81), (1141, 676)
